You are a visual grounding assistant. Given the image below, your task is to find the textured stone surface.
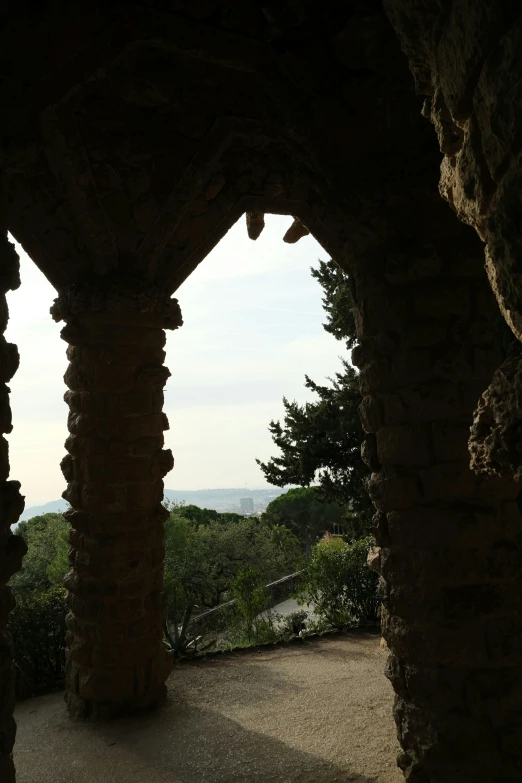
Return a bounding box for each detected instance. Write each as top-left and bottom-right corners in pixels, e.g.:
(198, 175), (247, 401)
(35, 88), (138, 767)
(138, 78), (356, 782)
(349, 179), (522, 781)
(0, 225), (26, 783)
(51, 279), (182, 717)
(469, 356), (522, 480)
(382, 1), (522, 488)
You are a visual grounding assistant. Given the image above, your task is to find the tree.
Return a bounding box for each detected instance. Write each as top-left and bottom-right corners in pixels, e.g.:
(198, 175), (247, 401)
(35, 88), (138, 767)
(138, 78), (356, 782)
(162, 507), (303, 651)
(295, 536), (379, 628)
(257, 259), (373, 535)
(269, 524), (300, 551)
(11, 514), (70, 595)
(231, 568), (270, 643)
(180, 504), (244, 526)
(262, 487), (347, 554)
(163, 513), (213, 654)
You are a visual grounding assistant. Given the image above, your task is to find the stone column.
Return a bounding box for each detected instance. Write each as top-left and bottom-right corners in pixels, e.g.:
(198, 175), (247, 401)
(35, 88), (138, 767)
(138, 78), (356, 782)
(51, 279), (182, 718)
(0, 230), (27, 783)
(350, 190), (522, 782)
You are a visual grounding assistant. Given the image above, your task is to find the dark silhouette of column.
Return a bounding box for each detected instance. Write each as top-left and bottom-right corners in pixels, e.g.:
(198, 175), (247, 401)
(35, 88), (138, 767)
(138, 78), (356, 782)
(51, 278), (182, 717)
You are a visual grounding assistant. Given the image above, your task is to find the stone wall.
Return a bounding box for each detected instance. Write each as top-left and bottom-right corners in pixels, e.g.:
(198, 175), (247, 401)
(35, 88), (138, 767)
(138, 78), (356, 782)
(346, 181), (522, 781)
(383, 1), (522, 482)
(0, 223), (26, 783)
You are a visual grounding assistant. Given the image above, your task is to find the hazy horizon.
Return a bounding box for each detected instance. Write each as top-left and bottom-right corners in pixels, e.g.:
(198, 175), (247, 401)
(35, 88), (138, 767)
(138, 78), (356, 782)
(6, 214), (347, 507)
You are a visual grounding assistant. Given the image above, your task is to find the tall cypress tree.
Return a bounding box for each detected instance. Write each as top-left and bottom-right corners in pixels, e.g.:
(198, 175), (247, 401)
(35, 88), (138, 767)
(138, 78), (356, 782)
(257, 260), (373, 538)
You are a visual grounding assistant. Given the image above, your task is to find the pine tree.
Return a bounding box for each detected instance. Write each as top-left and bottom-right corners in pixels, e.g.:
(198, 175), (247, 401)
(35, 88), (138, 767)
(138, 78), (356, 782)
(256, 260), (373, 537)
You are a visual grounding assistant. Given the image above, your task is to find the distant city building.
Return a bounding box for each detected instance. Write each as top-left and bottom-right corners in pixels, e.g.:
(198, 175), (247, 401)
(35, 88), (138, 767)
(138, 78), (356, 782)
(240, 497), (254, 515)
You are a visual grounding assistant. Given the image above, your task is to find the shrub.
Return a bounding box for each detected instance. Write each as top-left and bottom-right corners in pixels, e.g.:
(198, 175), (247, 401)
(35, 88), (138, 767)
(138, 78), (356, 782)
(8, 586), (67, 692)
(295, 536), (379, 628)
(281, 610), (308, 637)
(232, 568), (271, 642)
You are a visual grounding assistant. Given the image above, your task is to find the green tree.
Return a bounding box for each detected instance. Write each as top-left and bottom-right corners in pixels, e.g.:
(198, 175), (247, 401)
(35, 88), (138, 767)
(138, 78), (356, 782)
(46, 524), (70, 585)
(181, 504), (244, 526)
(269, 524), (300, 551)
(232, 568), (270, 642)
(8, 586), (67, 689)
(162, 508), (302, 651)
(262, 487), (347, 554)
(295, 536), (379, 628)
(163, 513), (213, 653)
(11, 513), (70, 595)
(257, 259), (372, 534)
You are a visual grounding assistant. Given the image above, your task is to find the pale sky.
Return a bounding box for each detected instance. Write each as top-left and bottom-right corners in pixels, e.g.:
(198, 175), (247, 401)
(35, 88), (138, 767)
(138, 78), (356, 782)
(5, 214), (346, 507)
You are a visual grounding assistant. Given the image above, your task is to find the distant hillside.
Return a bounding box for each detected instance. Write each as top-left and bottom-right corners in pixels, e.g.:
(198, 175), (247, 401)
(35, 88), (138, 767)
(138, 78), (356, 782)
(19, 487), (287, 522)
(164, 487), (287, 512)
(19, 499), (69, 521)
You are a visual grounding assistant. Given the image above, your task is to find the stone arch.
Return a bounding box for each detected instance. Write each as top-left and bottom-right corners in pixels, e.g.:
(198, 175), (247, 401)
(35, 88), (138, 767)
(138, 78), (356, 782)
(1, 2), (522, 781)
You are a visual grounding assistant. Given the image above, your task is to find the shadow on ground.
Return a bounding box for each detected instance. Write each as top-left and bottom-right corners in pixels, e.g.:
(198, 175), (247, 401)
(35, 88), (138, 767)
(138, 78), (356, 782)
(14, 635), (402, 783)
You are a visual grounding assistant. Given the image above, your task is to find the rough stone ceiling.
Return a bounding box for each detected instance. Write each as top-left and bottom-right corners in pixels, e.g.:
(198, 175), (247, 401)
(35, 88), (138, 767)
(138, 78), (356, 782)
(1, 1), (429, 293)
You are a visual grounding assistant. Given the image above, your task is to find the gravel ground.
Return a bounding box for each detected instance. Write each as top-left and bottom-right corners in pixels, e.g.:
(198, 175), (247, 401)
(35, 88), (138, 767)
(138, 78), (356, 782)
(14, 633), (402, 783)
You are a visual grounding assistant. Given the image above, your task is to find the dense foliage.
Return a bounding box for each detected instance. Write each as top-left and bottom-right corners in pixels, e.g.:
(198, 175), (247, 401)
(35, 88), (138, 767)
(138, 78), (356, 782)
(8, 586), (67, 692)
(295, 537), (379, 628)
(7, 513), (70, 692)
(232, 568), (271, 642)
(163, 505), (302, 653)
(11, 513), (70, 595)
(257, 259), (373, 534)
(262, 487), (348, 554)
(179, 504), (245, 526)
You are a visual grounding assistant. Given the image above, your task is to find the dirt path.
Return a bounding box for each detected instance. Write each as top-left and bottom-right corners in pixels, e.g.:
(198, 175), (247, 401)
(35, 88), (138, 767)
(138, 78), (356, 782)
(14, 633), (403, 783)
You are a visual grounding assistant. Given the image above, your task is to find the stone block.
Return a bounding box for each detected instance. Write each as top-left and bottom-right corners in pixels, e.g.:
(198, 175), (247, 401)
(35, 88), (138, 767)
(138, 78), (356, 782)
(0, 439), (9, 484)
(419, 461), (477, 503)
(388, 382), (462, 424)
(387, 614), (491, 666)
(112, 436), (164, 457)
(376, 425), (431, 467)
(151, 449), (174, 479)
(431, 423), (470, 462)
(367, 469), (422, 511)
(80, 483), (127, 514)
(97, 413), (164, 441)
(393, 350), (433, 386)
(126, 480), (163, 511)
(387, 505), (520, 549)
(0, 535), (27, 582)
(473, 347), (502, 379)
(64, 391), (106, 416)
(78, 666), (135, 702)
(104, 597), (146, 624)
(432, 349), (474, 383)
(80, 455), (152, 484)
(406, 322), (448, 347)
(359, 359), (393, 394)
(105, 550), (153, 582)
(361, 435), (380, 471)
(134, 365), (171, 390)
(104, 392), (156, 417)
(385, 247), (442, 285)
(358, 395), (384, 432)
(413, 283), (470, 321)
(92, 363), (136, 393)
(0, 340), (19, 384)
(0, 482), (25, 532)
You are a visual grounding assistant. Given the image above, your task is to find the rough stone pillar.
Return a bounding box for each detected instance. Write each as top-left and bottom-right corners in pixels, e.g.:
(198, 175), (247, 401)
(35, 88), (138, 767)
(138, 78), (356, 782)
(0, 230), (27, 783)
(51, 279), (182, 718)
(350, 190), (522, 782)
